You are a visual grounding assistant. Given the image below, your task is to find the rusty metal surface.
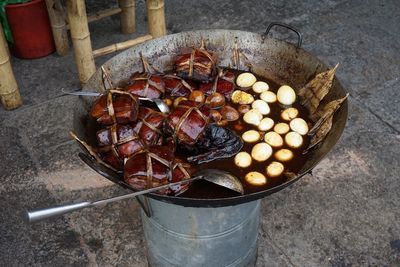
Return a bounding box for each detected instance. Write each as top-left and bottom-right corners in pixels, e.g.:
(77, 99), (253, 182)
(75, 29), (348, 207)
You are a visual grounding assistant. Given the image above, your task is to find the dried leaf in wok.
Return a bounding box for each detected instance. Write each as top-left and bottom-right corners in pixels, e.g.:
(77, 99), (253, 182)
(230, 37), (252, 71)
(306, 94), (349, 151)
(180, 124), (244, 164)
(298, 64), (339, 115)
(70, 131), (121, 172)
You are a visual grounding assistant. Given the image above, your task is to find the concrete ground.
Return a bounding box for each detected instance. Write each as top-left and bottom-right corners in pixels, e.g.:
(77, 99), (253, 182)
(1, 0), (399, 266)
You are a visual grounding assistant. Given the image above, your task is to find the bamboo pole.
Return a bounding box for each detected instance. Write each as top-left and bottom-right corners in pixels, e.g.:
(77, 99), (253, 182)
(0, 24), (22, 110)
(65, 8), (122, 30)
(45, 0), (69, 56)
(119, 0), (135, 34)
(88, 7), (122, 24)
(146, 0), (166, 38)
(93, 34), (152, 58)
(66, 0), (96, 85)
(4, 35), (10, 57)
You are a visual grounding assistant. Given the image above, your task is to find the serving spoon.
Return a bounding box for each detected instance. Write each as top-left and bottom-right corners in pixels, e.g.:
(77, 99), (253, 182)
(26, 167), (244, 223)
(62, 89), (170, 114)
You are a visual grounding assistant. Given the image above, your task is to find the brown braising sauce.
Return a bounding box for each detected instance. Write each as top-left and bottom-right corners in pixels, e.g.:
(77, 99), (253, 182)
(180, 69), (311, 198)
(85, 70), (311, 199)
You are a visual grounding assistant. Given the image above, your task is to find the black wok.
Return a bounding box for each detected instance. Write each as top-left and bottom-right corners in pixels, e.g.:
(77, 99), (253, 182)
(73, 25), (348, 207)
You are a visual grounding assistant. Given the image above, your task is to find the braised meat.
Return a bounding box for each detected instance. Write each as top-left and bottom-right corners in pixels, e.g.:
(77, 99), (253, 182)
(90, 91), (139, 125)
(164, 100), (210, 145)
(124, 145), (195, 195)
(174, 44), (217, 82)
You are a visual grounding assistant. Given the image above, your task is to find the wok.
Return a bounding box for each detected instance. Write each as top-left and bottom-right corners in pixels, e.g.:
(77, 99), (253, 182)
(73, 25), (348, 207)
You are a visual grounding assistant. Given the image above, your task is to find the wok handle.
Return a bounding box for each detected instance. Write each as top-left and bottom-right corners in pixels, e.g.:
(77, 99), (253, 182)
(263, 22), (303, 48)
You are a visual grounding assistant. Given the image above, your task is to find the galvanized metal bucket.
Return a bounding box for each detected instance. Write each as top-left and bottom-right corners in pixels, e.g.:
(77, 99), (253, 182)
(141, 198), (261, 267)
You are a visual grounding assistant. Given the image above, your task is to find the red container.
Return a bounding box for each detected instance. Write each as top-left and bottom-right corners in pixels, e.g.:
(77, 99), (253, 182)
(5, 0), (55, 59)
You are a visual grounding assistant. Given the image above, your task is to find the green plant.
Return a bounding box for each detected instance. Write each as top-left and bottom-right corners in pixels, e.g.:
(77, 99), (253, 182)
(0, 0), (31, 43)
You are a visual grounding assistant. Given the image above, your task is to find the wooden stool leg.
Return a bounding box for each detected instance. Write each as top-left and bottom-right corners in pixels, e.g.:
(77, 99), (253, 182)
(45, 0), (69, 56)
(0, 24), (22, 110)
(119, 0), (135, 34)
(146, 0), (166, 38)
(66, 0), (96, 85)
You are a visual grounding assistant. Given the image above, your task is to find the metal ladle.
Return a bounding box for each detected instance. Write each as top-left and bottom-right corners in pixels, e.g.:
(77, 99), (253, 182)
(26, 168), (243, 223)
(62, 89), (170, 114)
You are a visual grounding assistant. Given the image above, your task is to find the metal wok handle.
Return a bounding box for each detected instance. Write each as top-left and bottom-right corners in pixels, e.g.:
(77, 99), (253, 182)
(263, 22), (303, 48)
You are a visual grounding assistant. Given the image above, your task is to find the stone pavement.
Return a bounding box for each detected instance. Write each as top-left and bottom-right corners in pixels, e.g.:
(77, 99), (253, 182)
(1, 0), (399, 266)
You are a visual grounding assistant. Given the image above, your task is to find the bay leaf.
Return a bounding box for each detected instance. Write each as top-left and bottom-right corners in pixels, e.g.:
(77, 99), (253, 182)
(305, 94), (349, 152)
(299, 63), (339, 115)
(230, 37), (251, 71)
(70, 131), (119, 172)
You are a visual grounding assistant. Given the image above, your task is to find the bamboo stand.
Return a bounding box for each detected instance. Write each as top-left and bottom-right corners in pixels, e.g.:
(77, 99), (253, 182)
(86, 8), (121, 24)
(45, 0), (69, 56)
(66, 0), (96, 85)
(93, 34), (152, 58)
(146, 0), (166, 38)
(119, 0), (135, 34)
(59, 0), (166, 84)
(0, 24), (22, 110)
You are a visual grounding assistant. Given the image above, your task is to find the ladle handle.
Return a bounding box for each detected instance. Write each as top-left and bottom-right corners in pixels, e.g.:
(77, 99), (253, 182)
(27, 202), (92, 223)
(26, 176), (201, 223)
(263, 22), (303, 48)
(62, 90), (152, 102)
(62, 89), (102, 97)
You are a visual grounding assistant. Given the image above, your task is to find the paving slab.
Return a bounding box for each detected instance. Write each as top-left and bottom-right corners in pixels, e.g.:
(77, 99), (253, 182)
(165, 0), (347, 33)
(290, 0), (400, 99)
(0, 183), (89, 266)
(11, 53), (80, 106)
(355, 77), (400, 133)
(33, 168), (147, 266)
(0, 96), (87, 172)
(0, 124), (37, 186)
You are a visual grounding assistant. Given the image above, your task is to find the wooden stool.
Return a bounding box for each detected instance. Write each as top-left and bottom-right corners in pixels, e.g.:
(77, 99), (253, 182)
(0, 23), (22, 110)
(45, 0), (166, 85)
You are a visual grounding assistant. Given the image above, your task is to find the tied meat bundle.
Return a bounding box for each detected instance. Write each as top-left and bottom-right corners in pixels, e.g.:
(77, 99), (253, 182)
(164, 100), (210, 145)
(124, 72), (165, 99)
(75, 43), (244, 196)
(174, 42), (217, 82)
(124, 143), (195, 195)
(164, 75), (197, 97)
(90, 90), (139, 125)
